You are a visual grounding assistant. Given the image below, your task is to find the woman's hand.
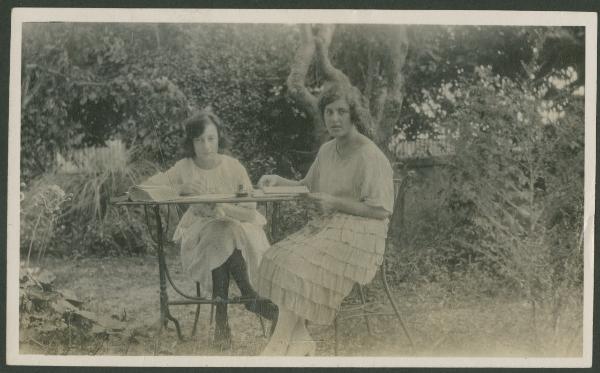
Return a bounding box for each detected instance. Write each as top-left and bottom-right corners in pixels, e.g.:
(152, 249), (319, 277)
(303, 193), (390, 220)
(257, 174), (282, 188)
(304, 192), (338, 214)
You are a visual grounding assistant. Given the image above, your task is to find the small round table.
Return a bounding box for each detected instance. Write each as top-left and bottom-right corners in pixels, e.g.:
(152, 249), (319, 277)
(111, 193), (302, 346)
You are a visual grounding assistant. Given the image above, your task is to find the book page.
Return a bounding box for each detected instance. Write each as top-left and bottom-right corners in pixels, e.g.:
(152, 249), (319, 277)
(261, 185), (309, 195)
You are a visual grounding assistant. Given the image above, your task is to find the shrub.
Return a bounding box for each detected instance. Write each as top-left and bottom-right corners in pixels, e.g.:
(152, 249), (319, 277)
(20, 183), (71, 266)
(424, 65), (584, 348)
(20, 23), (307, 186)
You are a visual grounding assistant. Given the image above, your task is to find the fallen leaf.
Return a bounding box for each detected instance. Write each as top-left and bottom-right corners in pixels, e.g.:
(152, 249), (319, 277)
(60, 289), (84, 307)
(53, 299), (78, 314)
(96, 315), (126, 331)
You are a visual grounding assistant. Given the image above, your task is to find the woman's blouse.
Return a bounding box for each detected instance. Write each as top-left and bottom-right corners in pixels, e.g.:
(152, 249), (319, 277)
(301, 138), (395, 214)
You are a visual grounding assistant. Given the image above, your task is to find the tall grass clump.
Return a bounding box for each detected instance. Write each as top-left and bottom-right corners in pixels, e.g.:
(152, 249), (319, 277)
(22, 140), (160, 257)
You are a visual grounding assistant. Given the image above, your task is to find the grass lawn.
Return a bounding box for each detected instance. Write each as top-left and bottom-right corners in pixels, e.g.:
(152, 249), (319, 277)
(19, 255), (583, 357)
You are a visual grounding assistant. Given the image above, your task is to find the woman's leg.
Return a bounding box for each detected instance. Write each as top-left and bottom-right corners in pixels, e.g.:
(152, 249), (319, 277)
(261, 307), (298, 355)
(211, 262), (231, 347)
(227, 249), (278, 322)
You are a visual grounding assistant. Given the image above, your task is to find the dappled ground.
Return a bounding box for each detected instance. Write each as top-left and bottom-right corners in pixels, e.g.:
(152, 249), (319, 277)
(20, 254), (583, 357)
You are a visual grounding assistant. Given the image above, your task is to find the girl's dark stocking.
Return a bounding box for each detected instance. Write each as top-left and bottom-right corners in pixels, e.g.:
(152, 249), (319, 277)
(228, 249), (279, 325)
(211, 263), (231, 348)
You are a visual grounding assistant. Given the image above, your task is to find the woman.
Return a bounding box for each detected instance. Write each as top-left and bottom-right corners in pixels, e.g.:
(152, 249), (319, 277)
(142, 110), (277, 348)
(256, 83), (394, 356)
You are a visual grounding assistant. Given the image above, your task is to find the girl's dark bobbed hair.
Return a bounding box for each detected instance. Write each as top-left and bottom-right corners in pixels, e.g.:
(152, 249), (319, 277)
(317, 82), (374, 137)
(182, 108), (231, 158)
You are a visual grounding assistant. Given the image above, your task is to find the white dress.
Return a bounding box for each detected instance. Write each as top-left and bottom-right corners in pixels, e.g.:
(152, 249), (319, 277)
(144, 155), (270, 295)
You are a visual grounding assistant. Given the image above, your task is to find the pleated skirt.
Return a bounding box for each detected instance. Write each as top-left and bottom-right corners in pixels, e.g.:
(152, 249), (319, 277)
(256, 213), (388, 325)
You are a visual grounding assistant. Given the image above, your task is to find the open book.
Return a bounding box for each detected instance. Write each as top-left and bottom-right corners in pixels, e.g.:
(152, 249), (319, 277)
(260, 185), (309, 195)
(128, 185), (179, 202)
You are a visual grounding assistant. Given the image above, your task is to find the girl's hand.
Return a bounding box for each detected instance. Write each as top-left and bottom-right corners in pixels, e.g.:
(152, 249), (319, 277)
(193, 203), (218, 217)
(304, 192), (337, 214)
(214, 205), (226, 218)
(257, 174), (281, 188)
(178, 183), (204, 196)
(218, 204), (256, 222)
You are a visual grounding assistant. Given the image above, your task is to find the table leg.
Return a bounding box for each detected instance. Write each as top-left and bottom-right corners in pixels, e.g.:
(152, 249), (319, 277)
(191, 282), (202, 337)
(271, 202), (280, 242)
(153, 206), (183, 341)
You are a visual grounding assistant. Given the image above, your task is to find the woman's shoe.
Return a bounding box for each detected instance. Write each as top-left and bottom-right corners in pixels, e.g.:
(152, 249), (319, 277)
(260, 340), (289, 356)
(286, 340), (317, 356)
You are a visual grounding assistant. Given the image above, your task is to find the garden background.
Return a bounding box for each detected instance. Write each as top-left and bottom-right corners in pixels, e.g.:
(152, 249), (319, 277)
(18, 23), (585, 356)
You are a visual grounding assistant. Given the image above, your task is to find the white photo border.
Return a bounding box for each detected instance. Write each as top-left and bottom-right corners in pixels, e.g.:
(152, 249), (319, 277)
(6, 8), (597, 368)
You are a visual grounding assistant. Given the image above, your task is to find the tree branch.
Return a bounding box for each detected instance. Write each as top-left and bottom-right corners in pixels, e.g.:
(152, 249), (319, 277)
(286, 24), (318, 110)
(286, 24), (330, 148)
(314, 25), (350, 85)
(372, 27), (409, 146)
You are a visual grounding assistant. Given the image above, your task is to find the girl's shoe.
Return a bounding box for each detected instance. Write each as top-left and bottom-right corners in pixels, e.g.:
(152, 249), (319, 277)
(286, 340), (317, 356)
(212, 324), (232, 351)
(245, 296), (279, 321)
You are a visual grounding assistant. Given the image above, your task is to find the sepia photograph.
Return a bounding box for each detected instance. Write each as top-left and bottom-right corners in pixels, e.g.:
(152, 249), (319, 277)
(6, 8), (596, 368)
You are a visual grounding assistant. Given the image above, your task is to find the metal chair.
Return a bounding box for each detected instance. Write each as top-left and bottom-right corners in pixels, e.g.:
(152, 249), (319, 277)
(332, 177), (415, 355)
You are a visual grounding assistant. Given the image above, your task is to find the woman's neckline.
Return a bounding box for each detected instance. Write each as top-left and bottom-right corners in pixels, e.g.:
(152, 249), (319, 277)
(191, 154), (223, 170)
(334, 134), (369, 160)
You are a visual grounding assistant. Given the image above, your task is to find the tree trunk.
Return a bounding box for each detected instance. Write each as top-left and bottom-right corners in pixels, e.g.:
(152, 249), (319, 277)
(371, 27), (410, 152)
(286, 25), (326, 149)
(286, 24), (409, 157)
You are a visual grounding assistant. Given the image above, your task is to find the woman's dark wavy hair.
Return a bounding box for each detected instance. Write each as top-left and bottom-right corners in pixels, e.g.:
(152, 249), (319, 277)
(182, 109), (231, 158)
(317, 82), (373, 137)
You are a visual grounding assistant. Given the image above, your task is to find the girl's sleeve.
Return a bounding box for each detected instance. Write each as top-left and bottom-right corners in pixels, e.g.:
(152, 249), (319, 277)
(359, 152), (395, 214)
(143, 160), (184, 187)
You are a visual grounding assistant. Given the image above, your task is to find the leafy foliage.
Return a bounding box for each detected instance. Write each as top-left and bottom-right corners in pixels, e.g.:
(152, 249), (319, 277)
(448, 66), (582, 285)
(20, 267), (128, 354)
(21, 23), (312, 184)
(401, 62), (584, 344)
(398, 25), (584, 142)
(20, 184), (71, 266)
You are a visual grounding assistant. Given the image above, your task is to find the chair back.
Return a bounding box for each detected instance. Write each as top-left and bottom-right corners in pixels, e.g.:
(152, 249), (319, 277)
(387, 178), (408, 232)
(387, 177), (409, 244)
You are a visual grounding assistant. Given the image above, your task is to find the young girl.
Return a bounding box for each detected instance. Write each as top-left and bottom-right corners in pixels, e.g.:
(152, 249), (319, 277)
(142, 110), (277, 348)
